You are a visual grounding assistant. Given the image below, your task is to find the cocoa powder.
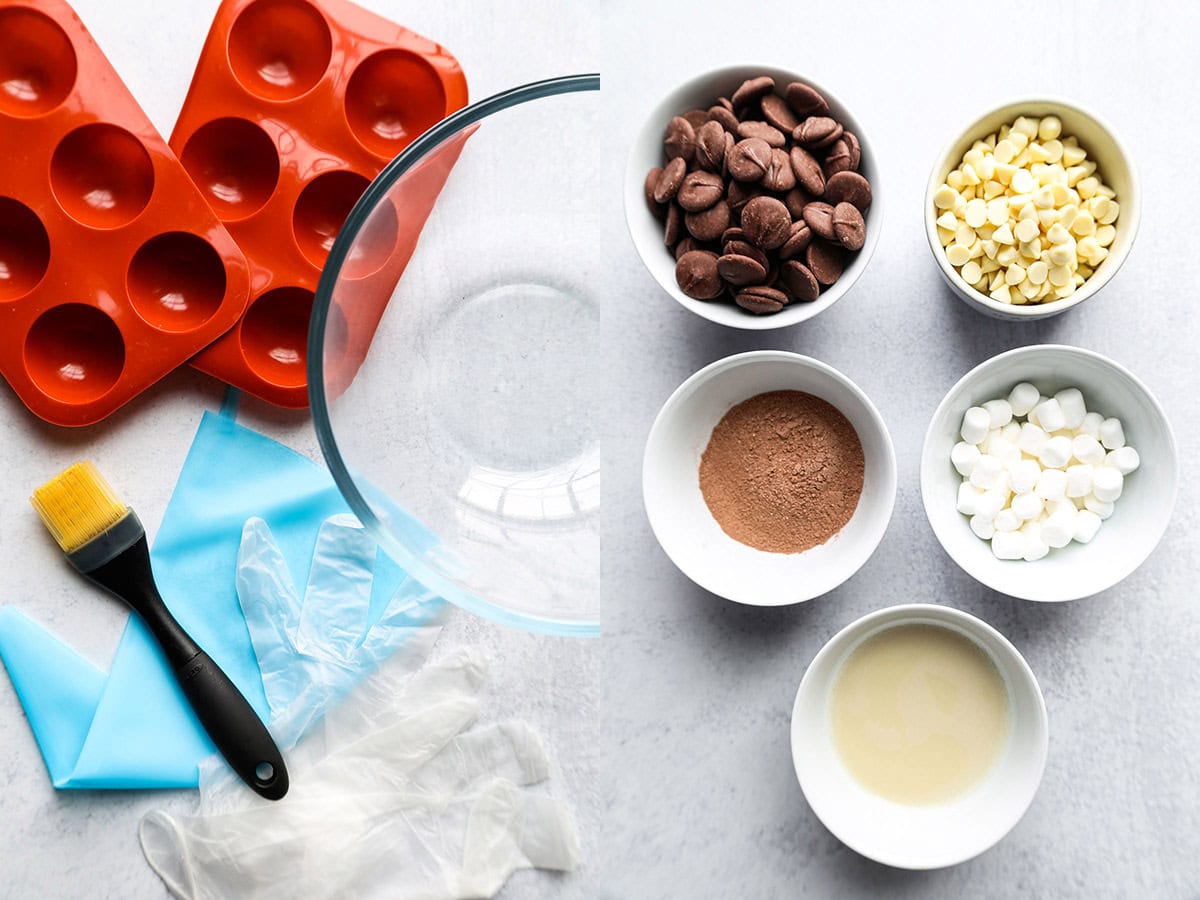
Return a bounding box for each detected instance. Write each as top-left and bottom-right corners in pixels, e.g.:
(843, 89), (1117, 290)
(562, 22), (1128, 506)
(698, 390), (864, 554)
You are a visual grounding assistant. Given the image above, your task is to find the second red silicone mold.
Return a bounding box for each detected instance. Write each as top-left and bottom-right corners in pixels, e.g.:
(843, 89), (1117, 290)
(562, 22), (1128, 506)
(171, 0), (468, 407)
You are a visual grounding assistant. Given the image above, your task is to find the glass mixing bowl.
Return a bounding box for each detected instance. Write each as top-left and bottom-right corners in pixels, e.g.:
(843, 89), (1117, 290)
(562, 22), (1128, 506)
(309, 75), (601, 636)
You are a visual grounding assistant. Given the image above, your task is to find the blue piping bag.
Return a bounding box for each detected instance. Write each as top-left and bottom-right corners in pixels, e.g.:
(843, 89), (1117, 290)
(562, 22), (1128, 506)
(0, 406), (440, 788)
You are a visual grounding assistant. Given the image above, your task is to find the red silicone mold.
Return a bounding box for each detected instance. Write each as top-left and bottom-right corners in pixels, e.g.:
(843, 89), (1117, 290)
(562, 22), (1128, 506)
(170, 0), (468, 407)
(0, 0), (252, 427)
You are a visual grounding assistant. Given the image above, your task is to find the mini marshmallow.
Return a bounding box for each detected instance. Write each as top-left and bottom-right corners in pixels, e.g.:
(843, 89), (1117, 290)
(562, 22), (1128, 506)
(1071, 433), (1106, 466)
(991, 530), (1025, 560)
(1084, 493), (1115, 519)
(1078, 411), (1103, 439)
(1038, 435), (1074, 469)
(1073, 509), (1103, 544)
(1009, 458), (1041, 494)
(1020, 520), (1049, 561)
(961, 406), (991, 444)
(1041, 508), (1077, 549)
(951, 441), (982, 477)
(1032, 397), (1066, 432)
(1044, 498), (1077, 518)
(1035, 468), (1067, 501)
(982, 398), (1013, 428)
(970, 514), (996, 540)
(1106, 446), (1140, 475)
(1054, 388), (1087, 430)
(1099, 417), (1126, 450)
(957, 482), (984, 515)
(1092, 466), (1124, 502)
(1017, 422), (1050, 456)
(1011, 492), (1043, 520)
(975, 488), (1007, 521)
(1008, 382), (1040, 416)
(989, 439), (1022, 468)
(953, 383), (1135, 562)
(1026, 396), (1051, 428)
(969, 455), (1004, 490)
(1065, 464), (1094, 498)
(994, 508), (1022, 532)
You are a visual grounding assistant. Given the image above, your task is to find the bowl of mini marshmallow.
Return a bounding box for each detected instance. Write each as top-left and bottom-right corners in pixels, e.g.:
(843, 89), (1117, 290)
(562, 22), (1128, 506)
(921, 344), (1177, 601)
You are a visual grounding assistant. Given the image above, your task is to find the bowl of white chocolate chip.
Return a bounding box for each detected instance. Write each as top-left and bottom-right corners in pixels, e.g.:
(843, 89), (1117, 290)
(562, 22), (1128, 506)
(921, 344), (1176, 602)
(924, 99), (1139, 320)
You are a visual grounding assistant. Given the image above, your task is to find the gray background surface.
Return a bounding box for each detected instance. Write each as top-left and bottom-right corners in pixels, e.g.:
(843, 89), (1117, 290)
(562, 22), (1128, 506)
(2, 1), (1198, 898)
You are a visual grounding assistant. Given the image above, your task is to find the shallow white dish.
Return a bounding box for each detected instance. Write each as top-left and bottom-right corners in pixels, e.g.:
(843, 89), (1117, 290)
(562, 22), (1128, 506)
(921, 344), (1177, 601)
(924, 97), (1139, 321)
(642, 351), (895, 605)
(624, 64), (882, 330)
(791, 603), (1048, 870)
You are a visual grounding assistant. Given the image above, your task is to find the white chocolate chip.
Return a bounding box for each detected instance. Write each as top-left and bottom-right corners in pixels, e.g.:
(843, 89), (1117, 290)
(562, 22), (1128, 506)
(1038, 116), (1062, 141)
(934, 117), (1117, 307)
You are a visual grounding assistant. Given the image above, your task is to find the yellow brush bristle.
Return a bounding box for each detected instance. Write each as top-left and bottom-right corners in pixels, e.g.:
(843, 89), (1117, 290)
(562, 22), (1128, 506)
(30, 461), (129, 553)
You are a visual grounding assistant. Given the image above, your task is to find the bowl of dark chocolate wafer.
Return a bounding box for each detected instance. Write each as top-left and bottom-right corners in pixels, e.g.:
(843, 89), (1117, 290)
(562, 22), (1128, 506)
(625, 66), (881, 329)
(643, 351), (896, 605)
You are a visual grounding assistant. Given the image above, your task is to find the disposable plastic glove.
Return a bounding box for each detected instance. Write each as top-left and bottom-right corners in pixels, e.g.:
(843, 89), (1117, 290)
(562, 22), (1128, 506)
(236, 514), (444, 750)
(140, 648), (581, 900)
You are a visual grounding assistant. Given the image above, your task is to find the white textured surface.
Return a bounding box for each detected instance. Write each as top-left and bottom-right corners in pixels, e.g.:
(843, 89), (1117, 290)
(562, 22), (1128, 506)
(0, 1), (594, 898)
(2, 0), (1199, 898)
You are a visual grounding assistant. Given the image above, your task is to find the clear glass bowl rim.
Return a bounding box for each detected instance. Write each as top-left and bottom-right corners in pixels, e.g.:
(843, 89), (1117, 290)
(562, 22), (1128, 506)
(307, 73), (602, 637)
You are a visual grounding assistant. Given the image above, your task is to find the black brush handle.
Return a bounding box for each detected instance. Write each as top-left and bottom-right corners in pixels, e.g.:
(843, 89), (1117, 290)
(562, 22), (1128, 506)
(85, 533), (288, 800)
(172, 648), (288, 800)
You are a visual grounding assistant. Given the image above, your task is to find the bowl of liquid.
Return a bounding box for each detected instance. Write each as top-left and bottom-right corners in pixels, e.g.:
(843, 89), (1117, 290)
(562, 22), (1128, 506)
(790, 603), (1048, 869)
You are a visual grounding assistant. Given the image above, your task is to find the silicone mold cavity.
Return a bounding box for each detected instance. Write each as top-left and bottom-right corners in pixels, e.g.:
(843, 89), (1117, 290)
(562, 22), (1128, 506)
(240, 286), (314, 387)
(342, 194), (398, 279)
(345, 50), (448, 158)
(0, 197), (51, 301)
(24, 304), (125, 403)
(227, 0), (333, 101)
(51, 123), (155, 229)
(181, 117), (280, 220)
(128, 232), (227, 332)
(292, 170), (371, 267)
(174, 0), (467, 407)
(0, 6), (77, 118)
(0, 0), (253, 426)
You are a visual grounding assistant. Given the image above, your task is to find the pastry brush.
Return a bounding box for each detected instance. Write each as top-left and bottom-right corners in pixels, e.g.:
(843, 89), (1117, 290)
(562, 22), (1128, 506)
(30, 461), (288, 800)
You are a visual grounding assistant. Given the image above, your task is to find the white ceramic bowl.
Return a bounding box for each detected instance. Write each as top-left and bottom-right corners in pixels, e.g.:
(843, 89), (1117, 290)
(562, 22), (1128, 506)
(791, 603), (1048, 870)
(922, 344), (1177, 601)
(642, 351), (896, 605)
(625, 65), (882, 330)
(924, 97), (1140, 321)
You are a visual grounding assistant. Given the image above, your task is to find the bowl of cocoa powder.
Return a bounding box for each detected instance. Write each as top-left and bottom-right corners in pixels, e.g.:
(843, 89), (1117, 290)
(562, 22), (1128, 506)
(625, 66), (881, 329)
(643, 351), (896, 604)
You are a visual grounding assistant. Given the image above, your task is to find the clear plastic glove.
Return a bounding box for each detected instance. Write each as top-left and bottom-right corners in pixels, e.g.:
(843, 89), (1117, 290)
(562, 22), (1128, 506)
(140, 648), (580, 900)
(235, 514), (444, 749)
